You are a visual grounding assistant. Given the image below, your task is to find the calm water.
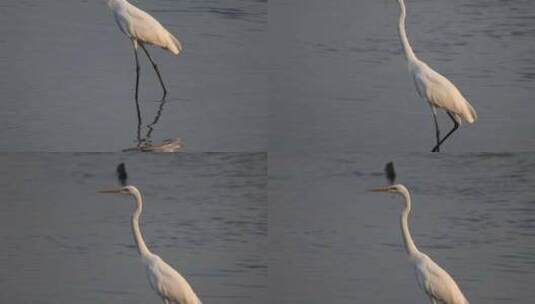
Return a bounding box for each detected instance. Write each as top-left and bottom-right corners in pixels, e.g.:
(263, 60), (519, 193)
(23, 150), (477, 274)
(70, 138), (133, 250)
(270, 152), (535, 303)
(269, 0), (535, 152)
(0, 153), (267, 303)
(0, 0), (267, 152)
(1, 0), (533, 152)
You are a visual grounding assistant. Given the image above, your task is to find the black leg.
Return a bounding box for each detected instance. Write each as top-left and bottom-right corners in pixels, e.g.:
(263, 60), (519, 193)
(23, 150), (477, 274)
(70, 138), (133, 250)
(132, 41), (143, 147)
(146, 98), (167, 141)
(135, 98), (143, 147)
(431, 112), (459, 152)
(140, 43), (167, 99)
(133, 41), (141, 102)
(431, 109), (441, 153)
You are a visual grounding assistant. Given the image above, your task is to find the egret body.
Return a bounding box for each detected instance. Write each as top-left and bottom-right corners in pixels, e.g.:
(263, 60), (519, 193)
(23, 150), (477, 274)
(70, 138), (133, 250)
(108, 0), (183, 99)
(396, 0), (477, 152)
(100, 186), (201, 304)
(371, 184), (469, 304)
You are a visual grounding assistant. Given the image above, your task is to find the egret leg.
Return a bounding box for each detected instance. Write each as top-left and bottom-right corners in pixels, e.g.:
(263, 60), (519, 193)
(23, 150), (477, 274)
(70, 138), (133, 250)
(135, 98), (143, 147)
(140, 43), (168, 99)
(132, 40), (141, 102)
(132, 40), (143, 147)
(146, 98), (167, 141)
(430, 107), (441, 153)
(431, 112), (459, 152)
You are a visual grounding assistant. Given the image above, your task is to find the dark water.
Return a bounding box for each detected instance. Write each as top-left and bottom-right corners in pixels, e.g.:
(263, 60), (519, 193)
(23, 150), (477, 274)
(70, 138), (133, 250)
(270, 152), (535, 303)
(0, 0), (267, 151)
(0, 153), (267, 303)
(269, 0), (535, 152)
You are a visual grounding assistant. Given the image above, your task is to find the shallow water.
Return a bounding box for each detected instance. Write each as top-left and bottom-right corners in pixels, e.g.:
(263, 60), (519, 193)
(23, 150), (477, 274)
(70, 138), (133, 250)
(269, 0), (535, 152)
(1, 0), (533, 152)
(0, 153), (267, 303)
(0, 0), (267, 152)
(270, 152), (535, 303)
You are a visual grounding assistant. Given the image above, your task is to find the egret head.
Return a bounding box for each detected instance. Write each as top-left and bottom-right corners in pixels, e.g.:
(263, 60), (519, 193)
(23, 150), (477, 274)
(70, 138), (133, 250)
(99, 185), (138, 196)
(369, 184), (409, 196)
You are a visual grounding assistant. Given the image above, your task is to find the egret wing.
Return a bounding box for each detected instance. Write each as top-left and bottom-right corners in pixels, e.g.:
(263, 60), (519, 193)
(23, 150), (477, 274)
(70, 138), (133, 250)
(418, 256), (468, 304)
(112, 9), (132, 38)
(420, 68), (475, 123)
(125, 4), (173, 49)
(147, 255), (201, 304)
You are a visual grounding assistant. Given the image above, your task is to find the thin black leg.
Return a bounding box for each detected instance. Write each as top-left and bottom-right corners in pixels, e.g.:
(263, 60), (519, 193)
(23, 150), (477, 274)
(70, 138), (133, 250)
(140, 43), (167, 99)
(135, 99), (143, 147)
(133, 42), (141, 102)
(146, 98), (167, 141)
(431, 112), (459, 152)
(431, 109), (441, 153)
(132, 41), (143, 147)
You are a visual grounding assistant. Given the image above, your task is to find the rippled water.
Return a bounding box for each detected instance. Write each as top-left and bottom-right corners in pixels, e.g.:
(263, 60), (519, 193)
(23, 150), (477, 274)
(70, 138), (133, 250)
(0, 153), (267, 303)
(0, 0), (267, 151)
(1, 0), (533, 152)
(270, 152), (535, 303)
(269, 0), (535, 152)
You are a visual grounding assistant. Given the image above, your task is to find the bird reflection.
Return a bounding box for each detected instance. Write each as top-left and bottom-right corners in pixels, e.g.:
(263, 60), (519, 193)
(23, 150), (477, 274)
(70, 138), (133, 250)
(123, 97), (183, 152)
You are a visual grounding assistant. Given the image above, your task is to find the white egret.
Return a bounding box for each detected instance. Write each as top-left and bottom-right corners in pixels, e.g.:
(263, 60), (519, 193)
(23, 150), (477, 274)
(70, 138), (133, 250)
(370, 184), (469, 304)
(108, 0), (183, 100)
(99, 186), (202, 304)
(395, 0), (477, 152)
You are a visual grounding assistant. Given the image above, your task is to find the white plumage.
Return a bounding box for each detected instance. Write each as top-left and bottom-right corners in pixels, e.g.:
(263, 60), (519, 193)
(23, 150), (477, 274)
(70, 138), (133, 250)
(108, 0), (182, 54)
(371, 184), (470, 304)
(108, 0), (182, 99)
(145, 254), (202, 304)
(415, 254), (469, 304)
(100, 186), (202, 304)
(396, 0), (477, 152)
(411, 60), (477, 124)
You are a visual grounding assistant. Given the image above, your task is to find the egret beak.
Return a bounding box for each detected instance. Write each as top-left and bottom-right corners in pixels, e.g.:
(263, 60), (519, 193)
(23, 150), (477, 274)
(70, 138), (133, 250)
(369, 186), (390, 192)
(98, 188), (123, 194)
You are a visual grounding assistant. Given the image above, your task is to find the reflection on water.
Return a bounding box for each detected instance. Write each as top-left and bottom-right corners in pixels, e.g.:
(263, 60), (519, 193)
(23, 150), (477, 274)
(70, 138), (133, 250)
(0, 153), (267, 303)
(0, 0), (267, 151)
(123, 96), (183, 152)
(270, 152), (535, 304)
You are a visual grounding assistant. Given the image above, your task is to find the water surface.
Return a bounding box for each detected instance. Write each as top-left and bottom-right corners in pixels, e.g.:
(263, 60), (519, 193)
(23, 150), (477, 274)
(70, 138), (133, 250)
(270, 152), (535, 303)
(0, 153), (267, 303)
(269, 0), (535, 152)
(0, 0), (267, 151)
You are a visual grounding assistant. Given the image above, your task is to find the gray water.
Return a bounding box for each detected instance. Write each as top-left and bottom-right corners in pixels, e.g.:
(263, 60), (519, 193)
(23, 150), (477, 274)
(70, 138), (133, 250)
(1, 0), (535, 302)
(0, 153), (267, 303)
(269, 0), (535, 152)
(0, 0), (267, 152)
(270, 152), (535, 303)
(1, 0), (533, 152)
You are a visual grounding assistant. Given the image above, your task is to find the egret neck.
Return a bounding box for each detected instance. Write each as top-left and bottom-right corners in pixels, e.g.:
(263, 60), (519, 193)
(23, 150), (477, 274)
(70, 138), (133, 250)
(398, 186), (421, 258)
(398, 0), (417, 61)
(130, 187), (151, 257)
